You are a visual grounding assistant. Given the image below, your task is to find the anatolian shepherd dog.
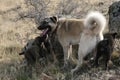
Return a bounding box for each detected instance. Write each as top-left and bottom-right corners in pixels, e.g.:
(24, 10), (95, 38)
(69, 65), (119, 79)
(38, 11), (106, 74)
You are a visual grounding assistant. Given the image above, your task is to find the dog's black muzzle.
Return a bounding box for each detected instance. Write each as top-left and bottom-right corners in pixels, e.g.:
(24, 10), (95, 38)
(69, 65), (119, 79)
(38, 23), (52, 36)
(38, 23), (47, 30)
(38, 24), (51, 31)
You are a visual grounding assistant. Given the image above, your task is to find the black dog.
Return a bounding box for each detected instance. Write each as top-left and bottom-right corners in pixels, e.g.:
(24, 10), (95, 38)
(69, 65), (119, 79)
(19, 34), (52, 65)
(19, 27), (55, 64)
(93, 33), (117, 69)
(19, 16), (60, 65)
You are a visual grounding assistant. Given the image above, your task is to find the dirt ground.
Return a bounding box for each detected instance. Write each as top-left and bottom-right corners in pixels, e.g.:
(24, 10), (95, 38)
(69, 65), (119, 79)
(0, 0), (119, 80)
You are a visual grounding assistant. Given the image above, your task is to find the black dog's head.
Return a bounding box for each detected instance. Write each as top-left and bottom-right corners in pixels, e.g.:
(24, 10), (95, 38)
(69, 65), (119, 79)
(104, 32), (118, 39)
(111, 32), (118, 39)
(37, 16), (58, 34)
(103, 32), (118, 47)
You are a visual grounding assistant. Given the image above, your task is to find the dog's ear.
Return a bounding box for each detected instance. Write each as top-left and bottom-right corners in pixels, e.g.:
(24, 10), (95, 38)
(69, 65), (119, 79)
(53, 16), (58, 22)
(50, 16), (58, 23)
(112, 32), (117, 39)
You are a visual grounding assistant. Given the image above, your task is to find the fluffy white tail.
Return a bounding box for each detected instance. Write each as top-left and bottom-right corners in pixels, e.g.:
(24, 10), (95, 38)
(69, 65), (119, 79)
(84, 11), (106, 34)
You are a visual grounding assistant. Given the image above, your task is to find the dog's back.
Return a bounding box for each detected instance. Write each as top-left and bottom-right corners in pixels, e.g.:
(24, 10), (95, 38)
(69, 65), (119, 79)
(19, 35), (48, 64)
(97, 39), (111, 54)
(97, 39), (109, 48)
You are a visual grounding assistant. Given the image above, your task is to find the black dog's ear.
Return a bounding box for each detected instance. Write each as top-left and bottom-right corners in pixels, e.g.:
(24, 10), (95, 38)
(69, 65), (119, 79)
(50, 16), (58, 23)
(112, 32), (117, 39)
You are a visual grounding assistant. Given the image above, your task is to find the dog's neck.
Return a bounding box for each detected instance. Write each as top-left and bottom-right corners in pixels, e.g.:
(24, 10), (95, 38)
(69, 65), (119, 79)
(52, 26), (58, 34)
(51, 23), (59, 36)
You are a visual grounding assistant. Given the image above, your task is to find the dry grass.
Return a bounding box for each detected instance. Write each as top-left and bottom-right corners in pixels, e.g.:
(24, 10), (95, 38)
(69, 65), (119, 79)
(0, 0), (119, 80)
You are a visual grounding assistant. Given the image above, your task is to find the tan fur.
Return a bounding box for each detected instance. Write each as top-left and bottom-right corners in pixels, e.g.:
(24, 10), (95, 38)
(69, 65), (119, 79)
(56, 19), (84, 63)
(53, 12), (106, 73)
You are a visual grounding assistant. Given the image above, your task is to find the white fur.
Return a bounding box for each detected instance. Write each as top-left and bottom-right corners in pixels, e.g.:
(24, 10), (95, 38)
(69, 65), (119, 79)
(79, 34), (97, 56)
(84, 11), (106, 34)
(71, 11), (106, 74)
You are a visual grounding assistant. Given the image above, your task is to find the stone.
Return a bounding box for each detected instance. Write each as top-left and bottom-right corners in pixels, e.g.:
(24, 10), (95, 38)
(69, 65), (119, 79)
(108, 1), (120, 33)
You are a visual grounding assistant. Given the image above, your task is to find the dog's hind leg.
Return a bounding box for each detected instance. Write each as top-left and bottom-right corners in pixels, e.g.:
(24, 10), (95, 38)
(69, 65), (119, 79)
(93, 52), (102, 67)
(68, 45), (73, 60)
(104, 57), (110, 70)
(104, 51), (111, 70)
(71, 50), (84, 75)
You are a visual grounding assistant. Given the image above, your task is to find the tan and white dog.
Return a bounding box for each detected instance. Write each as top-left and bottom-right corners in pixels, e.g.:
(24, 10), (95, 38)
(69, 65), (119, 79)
(38, 11), (106, 73)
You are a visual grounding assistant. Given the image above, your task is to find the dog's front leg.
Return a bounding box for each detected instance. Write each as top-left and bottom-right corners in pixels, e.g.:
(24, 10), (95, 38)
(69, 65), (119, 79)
(62, 45), (70, 69)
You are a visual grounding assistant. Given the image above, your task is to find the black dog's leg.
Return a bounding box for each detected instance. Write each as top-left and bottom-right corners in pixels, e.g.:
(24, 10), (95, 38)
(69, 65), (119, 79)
(44, 41), (51, 53)
(104, 56), (110, 70)
(94, 52), (102, 67)
(44, 38), (57, 63)
(104, 50), (111, 70)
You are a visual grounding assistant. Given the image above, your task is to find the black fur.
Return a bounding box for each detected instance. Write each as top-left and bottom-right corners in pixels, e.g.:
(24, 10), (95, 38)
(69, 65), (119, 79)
(94, 33), (117, 69)
(19, 34), (52, 65)
(20, 16), (60, 65)
(37, 16), (58, 31)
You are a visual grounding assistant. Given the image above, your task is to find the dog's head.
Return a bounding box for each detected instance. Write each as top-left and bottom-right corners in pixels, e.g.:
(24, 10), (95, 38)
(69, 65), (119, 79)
(104, 32), (118, 40)
(38, 16), (58, 34)
(111, 32), (118, 39)
(19, 39), (34, 55)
